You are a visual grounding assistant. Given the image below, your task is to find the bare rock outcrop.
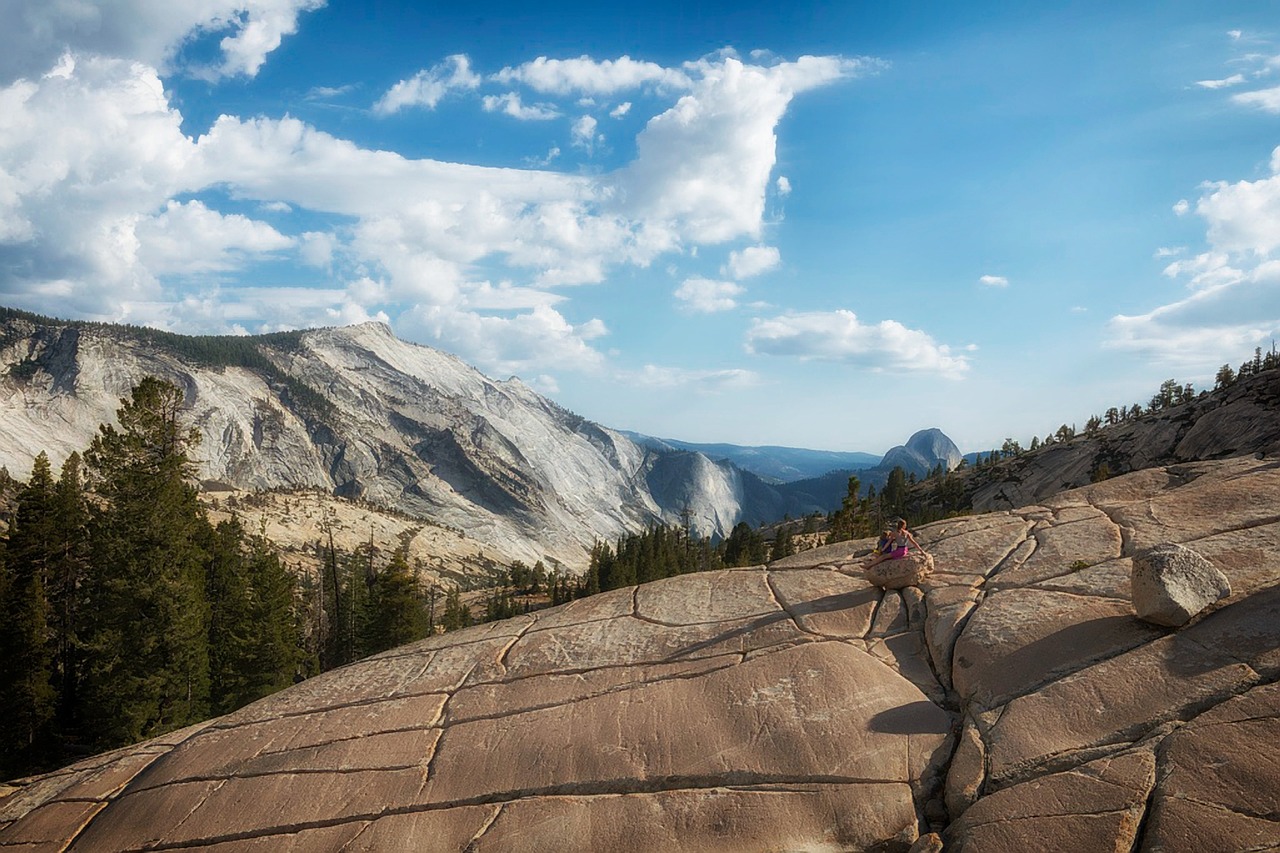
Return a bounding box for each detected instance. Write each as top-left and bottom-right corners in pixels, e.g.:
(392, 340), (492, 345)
(3, 455), (1279, 851)
(1131, 542), (1232, 626)
(866, 551), (935, 589)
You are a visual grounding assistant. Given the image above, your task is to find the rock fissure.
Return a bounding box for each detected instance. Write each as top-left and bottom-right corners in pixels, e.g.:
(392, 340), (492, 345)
(982, 528), (1037, 583)
(111, 774), (918, 851)
(494, 620), (535, 675)
(462, 803), (504, 852)
(444, 660), (744, 726)
(762, 572), (824, 639)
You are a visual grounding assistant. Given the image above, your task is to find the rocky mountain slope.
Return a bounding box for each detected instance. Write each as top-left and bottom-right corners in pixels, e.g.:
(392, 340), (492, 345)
(961, 365), (1280, 512)
(4, 455), (1276, 851)
(0, 312), (846, 569)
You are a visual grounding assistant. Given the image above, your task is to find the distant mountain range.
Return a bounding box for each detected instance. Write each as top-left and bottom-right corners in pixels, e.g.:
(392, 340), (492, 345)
(0, 309), (962, 569)
(618, 433), (881, 483)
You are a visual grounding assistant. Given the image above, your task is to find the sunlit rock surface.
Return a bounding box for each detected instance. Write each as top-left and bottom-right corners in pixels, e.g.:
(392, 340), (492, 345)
(3, 456), (1279, 851)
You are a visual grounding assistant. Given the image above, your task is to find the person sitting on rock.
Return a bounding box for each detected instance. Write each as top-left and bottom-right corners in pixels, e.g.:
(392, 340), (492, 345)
(864, 518), (926, 568)
(875, 528), (894, 555)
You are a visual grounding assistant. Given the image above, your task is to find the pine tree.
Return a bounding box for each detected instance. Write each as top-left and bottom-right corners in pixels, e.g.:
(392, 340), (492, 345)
(362, 548), (428, 655)
(0, 453), (58, 774)
(80, 378), (212, 748)
(49, 453), (90, 736)
(206, 516), (298, 716)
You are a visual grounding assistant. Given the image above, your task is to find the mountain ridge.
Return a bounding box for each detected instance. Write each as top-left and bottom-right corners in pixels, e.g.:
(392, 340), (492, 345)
(0, 311), (940, 570)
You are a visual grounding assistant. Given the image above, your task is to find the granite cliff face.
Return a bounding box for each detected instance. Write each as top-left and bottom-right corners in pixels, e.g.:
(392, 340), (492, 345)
(3, 455), (1277, 851)
(0, 315), (794, 568)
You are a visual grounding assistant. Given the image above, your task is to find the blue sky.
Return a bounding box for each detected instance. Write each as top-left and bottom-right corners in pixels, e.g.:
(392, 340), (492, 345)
(2, 2), (1279, 455)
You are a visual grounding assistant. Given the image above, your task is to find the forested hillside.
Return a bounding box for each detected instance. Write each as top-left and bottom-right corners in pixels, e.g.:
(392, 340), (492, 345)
(0, 380), (438, 778)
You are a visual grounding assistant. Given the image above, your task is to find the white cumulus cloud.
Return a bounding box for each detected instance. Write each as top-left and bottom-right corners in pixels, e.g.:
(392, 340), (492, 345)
(0, 21), (865, 379)
(374, 54), (481, 115)
(724, 245), (780, 279)
(979, 274), (1009, 288)
(1107, 143), (1280, 363)
(0, 0), (325, 84)
(137, 199), (293, 273)
(674, 277), (744, 313)
(493, 55), (689, 95)
(745, 309), (970, 378)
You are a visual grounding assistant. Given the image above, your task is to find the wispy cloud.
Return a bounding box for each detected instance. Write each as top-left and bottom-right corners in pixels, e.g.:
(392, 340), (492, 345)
(1196, 73), (1245, 89)
(482, 92), (560, 120)
(1232, 84), (1280, 113)
(979, 274), (1009, 288)
(627, 364), (759, 391)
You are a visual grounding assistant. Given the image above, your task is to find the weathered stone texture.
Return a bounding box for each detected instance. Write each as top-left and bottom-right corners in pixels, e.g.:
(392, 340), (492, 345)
(1131, 542), (1232, 626)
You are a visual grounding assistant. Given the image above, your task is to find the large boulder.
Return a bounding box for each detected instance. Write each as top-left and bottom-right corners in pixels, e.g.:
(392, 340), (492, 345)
(1131, 543), (1231, 626)
(866, 551), (935, 589)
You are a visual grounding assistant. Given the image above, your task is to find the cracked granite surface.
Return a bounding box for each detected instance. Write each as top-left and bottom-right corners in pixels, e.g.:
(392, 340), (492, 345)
(2, 456), (1278, 851)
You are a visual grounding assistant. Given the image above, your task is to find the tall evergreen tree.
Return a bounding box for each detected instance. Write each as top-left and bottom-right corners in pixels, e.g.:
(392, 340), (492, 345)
(80, 378), (212, 748)
(48, 453), (90, 735)
(0, 453), (58, 774)
(361, 548), (428, 655)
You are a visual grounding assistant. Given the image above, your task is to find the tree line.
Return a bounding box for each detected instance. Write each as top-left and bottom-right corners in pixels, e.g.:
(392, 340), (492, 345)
(0, 378), (435, 780)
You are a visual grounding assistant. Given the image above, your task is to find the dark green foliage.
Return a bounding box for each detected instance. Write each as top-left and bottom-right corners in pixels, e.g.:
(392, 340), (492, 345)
(771, 526), (795, 560)
(579, 523), (722, 595)
(0, 453), (58, 775)
(722, 522), (766, 567)
(80, 379), (212, 748)
(0, 378), (338, 776)
(206, 518), (303, 715)
(440, 588), (471, 631)
(362, 549), (429, 655)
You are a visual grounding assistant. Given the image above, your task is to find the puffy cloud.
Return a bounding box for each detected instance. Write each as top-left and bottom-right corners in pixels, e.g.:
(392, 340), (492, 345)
(493, 55), (689, 95)
(137, 199), (293, 273)
(213, 0), (326, 78)
(724, 245), (780, 279)
(674, 277), (743, 313)
(1192, 171), (1280, 257)
(571, 114), (600, 152)
(481, 92), (560, 120)
(979, 274), (1009, 288)
(1107, 144), (1280, 363)
(298, 230), (335, 267)
(745, 309), (970, 378)
(609, 102), (631, 118)
(776, 176), (792, 195)
(0, 55), (195, 316)
(0, 28), (861, 380)
(400, 303), (608, 377)
(463, 281), (564, 311)
(613, 55), (867, 245)
(0, 0), (325, 84)
(1231, 84), (1280, 113)
(374, 54), (481, 115)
